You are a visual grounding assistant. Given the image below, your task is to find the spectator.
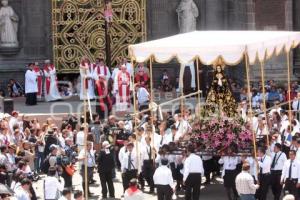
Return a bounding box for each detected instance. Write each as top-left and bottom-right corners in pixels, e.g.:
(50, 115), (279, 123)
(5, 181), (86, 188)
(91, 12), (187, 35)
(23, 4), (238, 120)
(74, 190), (84, 200)
(14, 178), (31, 200)
(44, 167), (64, 200)
(266, 86), (280, 107)
(7, 79), (24, 97)
(58, 188), (72, 200)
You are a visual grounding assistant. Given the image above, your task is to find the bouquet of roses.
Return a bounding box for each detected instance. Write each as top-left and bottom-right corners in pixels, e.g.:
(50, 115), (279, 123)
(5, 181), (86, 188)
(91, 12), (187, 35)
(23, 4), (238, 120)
(192, 116), (253, 152)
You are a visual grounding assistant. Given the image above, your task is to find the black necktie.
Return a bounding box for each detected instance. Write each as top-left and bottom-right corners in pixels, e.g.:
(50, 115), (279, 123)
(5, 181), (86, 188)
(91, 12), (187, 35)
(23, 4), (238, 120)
(128, 153), (132, 170)
(289, 160), (293, 179)
(160, 136), (163, 145)
(260, 156), (265, 174)
(271, 153), (277, 169)
(148, 146), (152, 160)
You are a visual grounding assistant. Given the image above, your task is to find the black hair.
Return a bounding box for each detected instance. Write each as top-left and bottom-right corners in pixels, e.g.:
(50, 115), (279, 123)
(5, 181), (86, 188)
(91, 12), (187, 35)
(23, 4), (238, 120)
(62, 188), (72, 196)
(274, 143), (282, 150)
(0, 145), (7, 153)
(161, 159), (168, 166)
(20, 178), (31, 186)
(48, 166), (56, 176)
(74, 190), (83, 199)
(187, 144), (195, 153)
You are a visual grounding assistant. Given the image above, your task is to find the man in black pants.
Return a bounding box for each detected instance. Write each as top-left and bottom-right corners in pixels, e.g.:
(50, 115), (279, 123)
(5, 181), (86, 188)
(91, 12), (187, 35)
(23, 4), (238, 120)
(270, 143), (287, 200)
(121, 142), (138, 190)
(183, 144), (204, 200)
(140, 136), (155, 193)
(97, 141), (115, 199)
(256, 147), (272, 200)
(153, 158), (174, 200)
(281, 150), (300, 199)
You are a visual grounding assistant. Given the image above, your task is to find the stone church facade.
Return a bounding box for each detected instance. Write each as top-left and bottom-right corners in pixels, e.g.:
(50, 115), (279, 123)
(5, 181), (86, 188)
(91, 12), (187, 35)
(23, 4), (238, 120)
(0, 0), (300, 85)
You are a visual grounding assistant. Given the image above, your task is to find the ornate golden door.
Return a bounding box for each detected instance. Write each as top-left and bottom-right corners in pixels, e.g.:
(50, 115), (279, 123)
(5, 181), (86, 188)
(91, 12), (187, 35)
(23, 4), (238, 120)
(52, 0), (146, 73)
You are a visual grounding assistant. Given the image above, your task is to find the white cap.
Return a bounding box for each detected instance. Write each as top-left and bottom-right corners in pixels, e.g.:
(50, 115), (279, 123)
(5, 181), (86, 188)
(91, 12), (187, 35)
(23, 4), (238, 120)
(102, 141), (110, 148)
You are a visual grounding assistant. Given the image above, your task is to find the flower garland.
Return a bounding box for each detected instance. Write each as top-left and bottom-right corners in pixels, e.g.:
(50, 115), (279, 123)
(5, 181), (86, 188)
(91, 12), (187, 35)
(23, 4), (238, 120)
(192, 117), (253, 152)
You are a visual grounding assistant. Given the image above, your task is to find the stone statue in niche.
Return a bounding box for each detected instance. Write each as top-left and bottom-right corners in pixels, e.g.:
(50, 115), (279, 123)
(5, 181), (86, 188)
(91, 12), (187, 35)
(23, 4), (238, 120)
(176, 0), (199, 33)
(0, 0), (18, 48)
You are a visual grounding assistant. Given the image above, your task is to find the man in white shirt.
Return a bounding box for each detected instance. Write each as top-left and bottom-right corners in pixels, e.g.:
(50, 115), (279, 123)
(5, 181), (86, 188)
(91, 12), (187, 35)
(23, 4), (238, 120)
(122, 142), (138, 190)
(9, 110), (19, 134)
(235, 163), (259, 200)
(44, 167), (64, 200)
(257, 147), (272, 200)
(218, 147), (241, 200)
(270, 143), (287, 200)
(281, 150), (300, 199)
(136, 84), (149, 112)
(76, 125), (85, 152)
(78, 141), (96, 197)
(153, 158), (174, 200)
(183, 144), (204, 200)
(14, 178), (31, 200)
(58, 188), (72, 200)
(292, 93), (300, 121)
(140, 136), (154, 193)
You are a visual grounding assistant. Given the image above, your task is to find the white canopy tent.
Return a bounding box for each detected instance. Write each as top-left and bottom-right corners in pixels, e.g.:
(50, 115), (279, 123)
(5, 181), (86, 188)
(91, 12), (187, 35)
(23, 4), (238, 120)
(129, 31), (300, 65)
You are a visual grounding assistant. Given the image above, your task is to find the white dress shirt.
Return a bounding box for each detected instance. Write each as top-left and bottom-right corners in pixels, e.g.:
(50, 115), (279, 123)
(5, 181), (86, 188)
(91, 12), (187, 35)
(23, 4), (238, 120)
(271, 151), (287, 171)
(76, 131), (84, 146)
(78, 149), (96, 167)
(122, 151), (138, 171)
(119, 146), (127, 170)
(183, 153), (204, 181)
(219, 156), (240, 177)
(25, 69), (38, 94)
(281, 159), (300, 183)
(153, 165), (174, 187)
(137, 87), (149, 104)
(258, 154), (272, 174)
(14, 187), (31, 200)
(141, 144), (152, 161)
(235, 171), (259, 195)
(44, 176), (64, 199)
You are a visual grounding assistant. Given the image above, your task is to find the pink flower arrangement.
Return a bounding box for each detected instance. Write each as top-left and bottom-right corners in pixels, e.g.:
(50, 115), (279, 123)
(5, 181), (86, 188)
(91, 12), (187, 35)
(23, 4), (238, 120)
(192, 117), (253, 152)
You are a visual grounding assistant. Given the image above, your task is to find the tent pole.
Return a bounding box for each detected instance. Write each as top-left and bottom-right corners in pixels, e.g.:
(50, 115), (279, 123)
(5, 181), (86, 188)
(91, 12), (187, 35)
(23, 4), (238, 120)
(196, 58), (201, 118)
(131, 58), (137, 128)
(259, 60), (270, 147)
(83, 74), (88, 200)
(287, 51), (292, 125)
(149, 56), (155, 159)
(245, 53), (257, 164)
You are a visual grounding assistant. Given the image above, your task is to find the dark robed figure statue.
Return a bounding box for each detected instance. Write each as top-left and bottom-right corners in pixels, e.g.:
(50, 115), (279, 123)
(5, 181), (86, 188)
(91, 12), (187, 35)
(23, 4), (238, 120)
(205, 60), (237, 117)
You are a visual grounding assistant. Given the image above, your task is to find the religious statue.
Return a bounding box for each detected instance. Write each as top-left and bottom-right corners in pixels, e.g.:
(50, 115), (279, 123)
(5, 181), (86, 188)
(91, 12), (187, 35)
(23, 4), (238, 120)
(205, 59), (237, 117)
(0, 0), (18, 48)
(176, 0), (199, 33)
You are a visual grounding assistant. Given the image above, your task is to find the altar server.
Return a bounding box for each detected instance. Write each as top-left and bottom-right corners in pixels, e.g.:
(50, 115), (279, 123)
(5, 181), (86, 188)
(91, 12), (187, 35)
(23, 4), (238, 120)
(80, 56), (95, 100)
(218, 147), (241, 200)
(43, 60), (62, 102)
(270, 143), (287, 200)
(33, 62), (43, 99)
(183, 144), (204, 200)
(281, 150), (300, 199)
(256, 147), (272, 200)
(25, 63), (38, 105)
(93, 58), (112, 119)
(113, 64), (133, 112)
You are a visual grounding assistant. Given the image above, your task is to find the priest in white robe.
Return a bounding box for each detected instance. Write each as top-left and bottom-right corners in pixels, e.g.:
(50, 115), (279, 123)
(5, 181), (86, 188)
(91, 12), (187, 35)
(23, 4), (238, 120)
(25, 63), (38, 105)
(43, 60), (62, 102)
(79, 57), (95, 100)
(113, 65), (133, 112)
(93, 58), (112, 119)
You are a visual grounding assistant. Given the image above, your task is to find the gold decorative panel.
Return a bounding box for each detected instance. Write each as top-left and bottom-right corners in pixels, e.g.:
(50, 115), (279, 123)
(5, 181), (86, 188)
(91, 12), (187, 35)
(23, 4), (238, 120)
(52, 0), (146, 73)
